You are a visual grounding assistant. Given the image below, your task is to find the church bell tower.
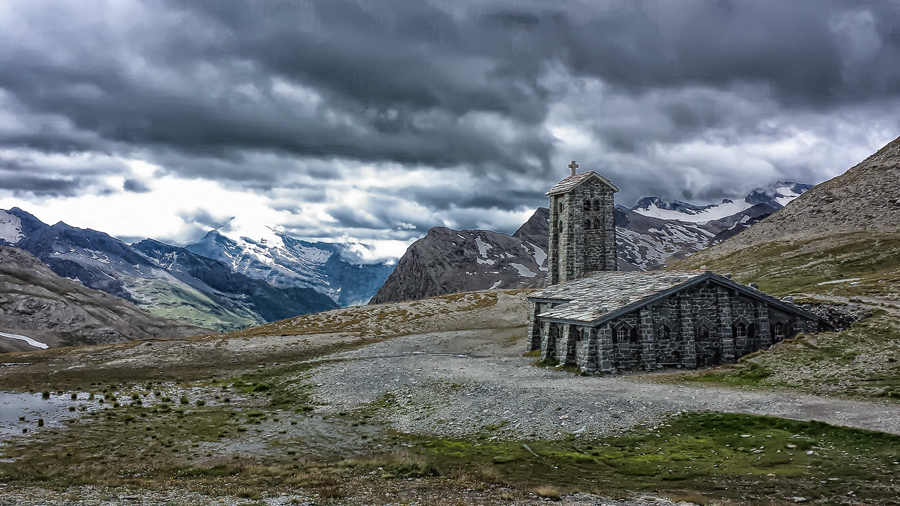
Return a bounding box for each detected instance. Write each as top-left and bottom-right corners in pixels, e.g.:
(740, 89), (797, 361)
(546, 161), (618, 285)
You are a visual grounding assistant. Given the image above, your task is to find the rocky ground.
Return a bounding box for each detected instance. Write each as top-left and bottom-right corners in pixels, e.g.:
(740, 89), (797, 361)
(1, 290), (899, 505)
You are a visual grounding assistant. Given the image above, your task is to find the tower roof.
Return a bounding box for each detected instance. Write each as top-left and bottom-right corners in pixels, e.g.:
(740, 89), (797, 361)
(546, 171), (619, 196)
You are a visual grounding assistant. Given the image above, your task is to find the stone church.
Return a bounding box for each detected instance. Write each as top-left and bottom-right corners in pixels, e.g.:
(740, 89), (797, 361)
(527, 162), (818, 374)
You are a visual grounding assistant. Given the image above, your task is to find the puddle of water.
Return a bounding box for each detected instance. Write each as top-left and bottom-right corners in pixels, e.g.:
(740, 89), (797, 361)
(0, 391), (106, 440)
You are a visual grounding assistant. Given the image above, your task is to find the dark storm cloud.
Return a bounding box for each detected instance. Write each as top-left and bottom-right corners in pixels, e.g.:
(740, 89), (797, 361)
(179, 209), (232, 230)
(0, 173), (85, 197)
(1, 0), (900, 247)
(123, 179), (151, 193)
(3, 0), (896, 176)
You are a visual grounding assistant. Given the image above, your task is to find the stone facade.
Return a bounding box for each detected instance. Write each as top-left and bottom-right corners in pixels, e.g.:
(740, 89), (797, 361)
(528, 272), (819, 373)
(547, 167), (618, 285)
(528, 166), (818, 373)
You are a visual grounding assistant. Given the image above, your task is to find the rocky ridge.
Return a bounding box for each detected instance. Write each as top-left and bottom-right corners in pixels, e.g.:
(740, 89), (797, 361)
(687, 135), (900, 262)
(371, 182), (810, 304)
(186, 228), (394, 307)
(0, 208), (337, 331)
(0, 246), (202, 353)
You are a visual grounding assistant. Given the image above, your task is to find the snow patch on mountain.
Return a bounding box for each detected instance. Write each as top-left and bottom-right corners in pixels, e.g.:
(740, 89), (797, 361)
(634, 198), (753, 224)
(185, 221), (393, 307)
(509, 262), (537, 278)
(0, 211), (23, 245)
(631, 181), (812, 225)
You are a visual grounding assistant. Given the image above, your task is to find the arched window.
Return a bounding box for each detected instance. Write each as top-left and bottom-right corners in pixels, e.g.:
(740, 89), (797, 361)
(558, 220), (564, 231)
(658, 325), (671, 340)
(583, 199), (591, 210)
(593, 199), (601, 211)
(583, 219), (592, 229)
(594, 217), (602, 229)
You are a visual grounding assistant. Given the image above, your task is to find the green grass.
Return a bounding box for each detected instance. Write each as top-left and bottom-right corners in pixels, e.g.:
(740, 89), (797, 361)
(678, 233), (900, 300)
(669, 311), (900, 399)
(405, 412), (900, 503)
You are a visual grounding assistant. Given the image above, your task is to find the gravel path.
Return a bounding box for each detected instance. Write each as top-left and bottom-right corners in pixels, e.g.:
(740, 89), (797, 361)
(308, 327), (900, 440)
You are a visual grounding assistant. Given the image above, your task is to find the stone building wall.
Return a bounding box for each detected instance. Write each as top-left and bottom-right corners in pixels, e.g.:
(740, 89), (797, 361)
(547, 178), (616, 285)
(532, 282), (817, 374)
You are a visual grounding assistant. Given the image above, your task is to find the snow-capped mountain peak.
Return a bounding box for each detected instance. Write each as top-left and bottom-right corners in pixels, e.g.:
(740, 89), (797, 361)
(185, 225), (393, 306)
(0, 210), (23, 245)
(631, 181), (812, 225)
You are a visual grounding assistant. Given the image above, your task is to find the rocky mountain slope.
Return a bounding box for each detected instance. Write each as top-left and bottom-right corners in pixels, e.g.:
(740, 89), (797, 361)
(678, 135), (900, 301)
(0, 209), (337, 331)
(0, 246), (202, 353)
(371, 182), (809, 304)
(185, 227), (394, 306)
(368, 217), (549, 304)
(617, 182), (811, 269)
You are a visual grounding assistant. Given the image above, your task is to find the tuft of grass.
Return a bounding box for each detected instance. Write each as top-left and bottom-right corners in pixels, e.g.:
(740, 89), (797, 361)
(534, 485), (562, 500)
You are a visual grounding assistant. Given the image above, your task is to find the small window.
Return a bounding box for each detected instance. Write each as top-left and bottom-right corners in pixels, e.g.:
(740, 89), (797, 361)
(593, 199), (600, 211)
(616, 327), (628, 342)
(583, 199), (591, 210)
(594, 217), (602, 229)
(657, 326), (670, 340)
(774, 322), (785, 338)
(735, 323), (747, 338)
(698, 326), (709, 340)
(558, 202), (563, 213)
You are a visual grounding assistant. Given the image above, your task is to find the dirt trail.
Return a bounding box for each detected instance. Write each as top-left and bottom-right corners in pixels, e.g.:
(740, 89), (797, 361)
(308, 326), (900, 440)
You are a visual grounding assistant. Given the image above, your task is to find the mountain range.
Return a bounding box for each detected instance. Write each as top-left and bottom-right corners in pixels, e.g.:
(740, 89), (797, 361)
(679, 135), (900, 299)
(371, 181), (811, 303)
(0, 245), (202, 353)
(185, 226), (394, 307)
(0, 209), (338, 331)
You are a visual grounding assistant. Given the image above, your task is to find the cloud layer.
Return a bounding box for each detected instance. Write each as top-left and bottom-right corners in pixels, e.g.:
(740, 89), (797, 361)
(1, 0), (898, 260)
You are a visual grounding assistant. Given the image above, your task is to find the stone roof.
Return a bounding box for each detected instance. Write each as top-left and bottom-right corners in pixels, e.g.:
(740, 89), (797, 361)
(545, 171), (619, 196)
(528, 270), (818, 325)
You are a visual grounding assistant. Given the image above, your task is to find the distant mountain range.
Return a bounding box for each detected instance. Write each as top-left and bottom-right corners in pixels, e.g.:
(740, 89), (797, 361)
(370, 181), (811, 304)
(0, 208), (339, 331)
(681, 136), (900, 294)
(185, 226), (394, 307)
(0, 246), (202, 353)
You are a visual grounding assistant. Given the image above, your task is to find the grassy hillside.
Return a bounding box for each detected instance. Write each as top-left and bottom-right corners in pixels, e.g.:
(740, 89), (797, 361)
(670, 136), (900, 397)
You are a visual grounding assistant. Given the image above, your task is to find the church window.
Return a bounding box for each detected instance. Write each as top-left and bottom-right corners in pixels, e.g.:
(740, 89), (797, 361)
(616, 327), (628, 342)
(594, 217), (602, 229)
(698, 326), (709, 340)
(774, 322), (785, 338)
(593, 199), (601, 211)
(558, 202), (563, 213)
(584, 219), (592, 229)
(583, 199), (591, 210)
(735, 323), (747, 338)
(657, 325), (671, 340)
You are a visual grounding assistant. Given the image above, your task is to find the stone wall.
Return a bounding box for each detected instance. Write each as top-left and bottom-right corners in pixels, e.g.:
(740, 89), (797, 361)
(548, 177), (616, 285)
(531, 283), (818, 374)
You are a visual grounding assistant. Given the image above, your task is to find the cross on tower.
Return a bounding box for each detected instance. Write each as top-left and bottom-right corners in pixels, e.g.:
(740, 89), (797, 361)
(568, 160), (579, 176)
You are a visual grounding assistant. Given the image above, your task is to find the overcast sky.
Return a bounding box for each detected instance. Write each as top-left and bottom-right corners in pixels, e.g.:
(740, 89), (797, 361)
(1, 0), (899, 262)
